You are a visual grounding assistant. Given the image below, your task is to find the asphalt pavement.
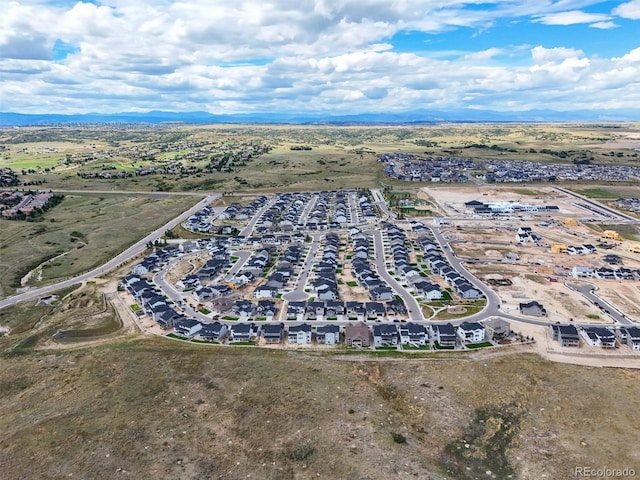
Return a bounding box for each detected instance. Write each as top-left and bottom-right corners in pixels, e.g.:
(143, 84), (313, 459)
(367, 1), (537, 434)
(366, 229), (425, 321)
(0, 193), (218, 310)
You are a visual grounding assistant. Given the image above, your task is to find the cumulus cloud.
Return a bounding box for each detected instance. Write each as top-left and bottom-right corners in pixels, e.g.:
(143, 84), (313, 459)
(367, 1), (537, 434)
(531, 46), (584, 64)
(1, 0), (640, 114)
(589, 21), (618, 29)
(614, 0), (640, 19)
(463, 48), (504, 61)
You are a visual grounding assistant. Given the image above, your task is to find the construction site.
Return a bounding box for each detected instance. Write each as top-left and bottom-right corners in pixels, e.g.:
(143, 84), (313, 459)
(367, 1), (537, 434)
(424, 185), (640, 324)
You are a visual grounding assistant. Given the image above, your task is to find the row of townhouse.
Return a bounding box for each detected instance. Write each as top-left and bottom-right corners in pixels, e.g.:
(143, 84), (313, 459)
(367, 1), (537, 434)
(228, 248), (273, 289)
(173, 320), (493, 348)
(285, 298), (407, 322)
(385, 223), (443, 301)
(252, 244), (305, 299)
(332, 190), (352, 225)
(412, 224), (483, 300)
(218, 195), (268, 220)
(357, 190), (378, 220)
(572, 266), (640, 280)
(484, 159), (640, 183)
(183, 205), (216, 233)
(379, 154), (473, 183)
(133, 237), (231, 278)
(131, 245), (182, 275)
(370, 321), (487, 348)
(350, 233), (394, 301)
(231, 299), (278, 320)
(255, 192), (304, 233)
(310, 233), (341, 301)
(175, 239), (235, 303)
(242, 232), (307, 247)
(566, 244), (597, 255)
(551, 324), (640, 350)
(122, 275), (184, 329)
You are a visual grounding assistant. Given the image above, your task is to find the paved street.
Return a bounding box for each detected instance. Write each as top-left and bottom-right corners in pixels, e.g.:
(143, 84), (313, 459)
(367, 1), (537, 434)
(371, 188), (394, 220)
(566, 281), (634, 325)
(366, 229), (425, 321)
(224, 251), (253, 281)
(0, 193), (218, 310)
(239, 196), (277, 237)
(283, 234), (320, 302)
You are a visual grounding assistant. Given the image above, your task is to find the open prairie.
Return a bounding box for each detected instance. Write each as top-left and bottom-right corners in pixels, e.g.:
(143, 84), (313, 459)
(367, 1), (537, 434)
(3, 123), (640, 193)
(0, 333), (639, 479)
(0, 193), (199, 298)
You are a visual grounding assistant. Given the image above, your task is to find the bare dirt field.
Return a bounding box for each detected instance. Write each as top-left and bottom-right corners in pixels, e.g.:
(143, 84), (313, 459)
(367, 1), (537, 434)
(423, 185), (585, 218)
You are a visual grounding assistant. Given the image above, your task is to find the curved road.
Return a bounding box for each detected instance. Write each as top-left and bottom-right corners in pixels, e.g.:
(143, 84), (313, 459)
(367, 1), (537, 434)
(366, 229), (425, 321)
(0, 193), (218, 310)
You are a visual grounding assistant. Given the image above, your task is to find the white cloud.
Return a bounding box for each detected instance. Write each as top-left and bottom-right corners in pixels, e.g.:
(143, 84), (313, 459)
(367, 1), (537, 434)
(614, 0), (640, 19)
(589, 21), (618, 29)
(463, 48), (504, 61)
(1, 1), (640, 115)
(534, 10), (610, 25)
(614, 47), (640, 62)
(531, 46), (584, 63)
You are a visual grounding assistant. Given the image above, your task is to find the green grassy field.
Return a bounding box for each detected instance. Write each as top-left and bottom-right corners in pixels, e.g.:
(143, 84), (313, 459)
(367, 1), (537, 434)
(0, 193), (199, 298)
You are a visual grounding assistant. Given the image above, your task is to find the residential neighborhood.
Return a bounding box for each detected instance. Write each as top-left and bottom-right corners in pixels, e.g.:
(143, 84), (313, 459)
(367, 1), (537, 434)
(116, 186), (640, 356)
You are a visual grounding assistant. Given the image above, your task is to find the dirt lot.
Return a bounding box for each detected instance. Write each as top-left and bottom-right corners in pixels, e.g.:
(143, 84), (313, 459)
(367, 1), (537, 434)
(441, 210), (640, 322)
(422, 185), (582, 218)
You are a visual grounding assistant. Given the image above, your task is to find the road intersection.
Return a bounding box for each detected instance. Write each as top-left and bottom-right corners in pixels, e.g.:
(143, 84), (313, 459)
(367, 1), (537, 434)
(1, 188), (636, 337)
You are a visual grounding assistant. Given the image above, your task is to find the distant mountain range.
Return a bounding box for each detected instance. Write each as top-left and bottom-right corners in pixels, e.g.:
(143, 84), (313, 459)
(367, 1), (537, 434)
(1, 109), (640, 126)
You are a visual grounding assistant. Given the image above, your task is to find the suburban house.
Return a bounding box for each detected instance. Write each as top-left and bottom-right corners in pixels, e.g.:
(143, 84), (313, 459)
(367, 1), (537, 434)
(316, 324), (340, 344)
(623, 327), (640, 350)
(174, 318), (202, 337)
(287, 301), (307, 322)
(550, 324), (580, 347)
(199, 321), (228, 341)
(262, 323), (284, 344)
(413, 280), (443, 300)
(373, 324), (399, 347)
(233, 299), (256, 319)
(580, 327), (616, 348)
(432, 323), (457, 347)
(399, 322), (428, 346)
(485, 318), (511, 340)
(457, 283), (483, 299)
(519, 301), (547, 317)
(288, 323), (312, 344)
(345, 322), (371, 348)
(254, 284), (278, 299)
(457, 321), (485, 344)
(230, 323), (256, 342)
(256, 300), (277, 321)
(325, 300), (345, 320)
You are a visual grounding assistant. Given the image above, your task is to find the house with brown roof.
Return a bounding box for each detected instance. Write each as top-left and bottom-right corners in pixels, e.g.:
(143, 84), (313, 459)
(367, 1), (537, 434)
(345, 322), (371, 348)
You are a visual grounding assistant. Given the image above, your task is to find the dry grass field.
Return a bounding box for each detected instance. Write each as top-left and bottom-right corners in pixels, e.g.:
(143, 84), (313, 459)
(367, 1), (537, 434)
(4, 123), (640, 193)
(0, 193), (199, 299)
(0, 334), (639, 479)
(0, 256), (639, 479)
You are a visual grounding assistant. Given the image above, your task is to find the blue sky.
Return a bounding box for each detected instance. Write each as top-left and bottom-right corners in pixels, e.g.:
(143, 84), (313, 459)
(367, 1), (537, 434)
(1, 0), (640, 116)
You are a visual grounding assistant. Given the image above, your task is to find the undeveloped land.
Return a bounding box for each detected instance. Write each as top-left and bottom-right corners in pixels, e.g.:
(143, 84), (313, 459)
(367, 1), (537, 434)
(0, 193), (199, 299)
(0, 339), (639, 480)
